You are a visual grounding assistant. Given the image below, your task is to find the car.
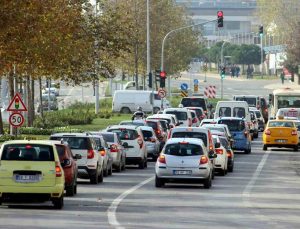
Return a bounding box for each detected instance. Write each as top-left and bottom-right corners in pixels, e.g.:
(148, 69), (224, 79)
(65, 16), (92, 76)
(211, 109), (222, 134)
(139, 126), (160, 160)
(91, 134), (114, 177)
(106, 125), (148, 169)
(0, 140), (65, 209)
(155, 138), (215, 188)
(145, 119), (167, 150)
(180, 96), (209, 117)
(119, 120), (146, 126)
(262, 119), (299, 151)
(147, 114), (179, 128)
(212, 134), (228, 176)
(50, 133), (104, 184)
(37, 93), (58, 112)
(249, 110), (259, 138)
(100, 132), (126, 172)
(163, 108), (192, 127)
(250, 107), (265, 131)
(189, 109), (200, 127)
(186, 107), (206, 122)
(201, 123), (234, 147)
(200, 119), (217, 126)
(218, 118), (252, 154)
(54, 141), (81, 196)
(218, 135), (234, 172)
(42, 87), (59, 96)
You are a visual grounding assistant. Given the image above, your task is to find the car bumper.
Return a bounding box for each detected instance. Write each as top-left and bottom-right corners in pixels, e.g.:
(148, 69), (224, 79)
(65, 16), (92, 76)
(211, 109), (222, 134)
(214, 155), (226, 169)
(156, 166), (210, 179)
(126, 157), (143, 165)
(78, 166), (98, 179)
(263, 136), (298, 146)
(232, 139), (250, 150)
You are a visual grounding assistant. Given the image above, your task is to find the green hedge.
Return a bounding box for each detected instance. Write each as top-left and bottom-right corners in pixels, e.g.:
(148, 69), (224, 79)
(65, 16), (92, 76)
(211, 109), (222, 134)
(20, 127), (84, 135)
(0, 135), (38, 142)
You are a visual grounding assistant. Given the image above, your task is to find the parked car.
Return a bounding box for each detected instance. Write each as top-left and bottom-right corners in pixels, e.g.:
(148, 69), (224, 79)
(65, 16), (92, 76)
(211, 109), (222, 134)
(212, 134), (228, 176)
(0, 140), (65, 209)
(106, 125), (148, 169)
(139, 126), (160, 160)
(100, 132), (126, 172)
(163, 108), (192, 127)
(155, 138), (215, 188)
(218, 118), (252, 154)
(54, 141), (81, 196)
(50, 133), (104, 184)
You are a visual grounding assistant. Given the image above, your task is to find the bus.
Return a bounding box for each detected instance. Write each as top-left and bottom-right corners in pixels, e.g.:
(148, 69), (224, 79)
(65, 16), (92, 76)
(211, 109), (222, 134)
(269, 88), (300, 119)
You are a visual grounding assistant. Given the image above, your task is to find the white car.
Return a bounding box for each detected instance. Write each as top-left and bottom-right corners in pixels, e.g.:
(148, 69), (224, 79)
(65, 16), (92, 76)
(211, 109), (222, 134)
(139, 126), (160, 160)
(42, 87), (59, 96)
(212, 134), (228, 176)
(189, 110), (200, 127)
(147, 114), (178, 128)
(155, 138), (215, 188)
(200, 119), (217, 126)
(163, 108), (192, 127)
(106, 125), (148, 169)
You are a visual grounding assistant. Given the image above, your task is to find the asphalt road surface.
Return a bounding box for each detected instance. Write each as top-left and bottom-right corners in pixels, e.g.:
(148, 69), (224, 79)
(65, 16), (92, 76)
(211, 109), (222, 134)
(1, 135), (300, 229)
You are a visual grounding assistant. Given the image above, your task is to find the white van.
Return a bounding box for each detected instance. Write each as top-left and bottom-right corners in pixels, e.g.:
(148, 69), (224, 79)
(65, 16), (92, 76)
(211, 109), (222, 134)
(112, 90), (169, 114)
(163, 108), (192, 127)
(233, 95), (260, 108)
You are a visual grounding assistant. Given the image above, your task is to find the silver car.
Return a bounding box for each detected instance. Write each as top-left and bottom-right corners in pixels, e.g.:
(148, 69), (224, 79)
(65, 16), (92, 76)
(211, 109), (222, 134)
(155, 138), (215, 189)
(139, 126), (160, 160)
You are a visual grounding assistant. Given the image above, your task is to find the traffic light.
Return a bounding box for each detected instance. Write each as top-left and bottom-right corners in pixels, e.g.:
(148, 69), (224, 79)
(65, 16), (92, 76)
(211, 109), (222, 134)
(148, 72), (152, 88)
(221, 67), (226, 79)
(217, 11), (224, 28)
(155, 69), (160, 83)
(259, 25), (263, 36)
(160, 71), (166, 88)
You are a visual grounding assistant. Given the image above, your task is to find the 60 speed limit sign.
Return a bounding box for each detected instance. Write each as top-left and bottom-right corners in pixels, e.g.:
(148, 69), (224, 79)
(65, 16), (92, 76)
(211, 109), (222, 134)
(9, 112), (25, 127)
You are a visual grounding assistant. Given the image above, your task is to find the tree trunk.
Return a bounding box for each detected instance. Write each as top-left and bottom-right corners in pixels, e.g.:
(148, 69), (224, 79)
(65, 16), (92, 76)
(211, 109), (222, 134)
(39, 77), (43, 118)
(8, 70), (15, 135)
(31, 78), (35, 121)
(0, 108), (4, 135)
(26, 76), (32, 126)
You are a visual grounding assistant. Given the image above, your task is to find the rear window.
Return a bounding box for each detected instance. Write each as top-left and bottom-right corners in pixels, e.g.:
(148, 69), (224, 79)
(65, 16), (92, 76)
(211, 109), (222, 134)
(191, 112), (196, 118)
(190, 108), (203, 117)
(219, 107), (231, 117)
(107, 129), (138, 140)
(255, 111), (261, 118)
(235, 97), (256, 107)
(165, 111), (187, 120)
(206, 127), (224, 133)
(159, 120), (167, 130)
(56, 145), (65, 157)
(1, 144), (55, 161)
(219, 138), (229, 149)
(164, 143), (203, 156)
(268, 121), (294, 127)
(218, 120), (246, 132)
(50, 137), (91, 150)
(171, 132), (207, 146)
(120, 121), (144, 127)
(93, 138), (102, 147)
(146, 121), (158, 130)
(181, 98), (206, 110)
(142, 130), (153, 140)
(101, 133), (114, 143)
(233, 107), (246, 118)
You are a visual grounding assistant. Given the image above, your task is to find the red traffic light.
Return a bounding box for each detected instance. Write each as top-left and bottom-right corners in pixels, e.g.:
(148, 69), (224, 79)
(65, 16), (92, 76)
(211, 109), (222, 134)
(160, 71), (166, 78)
(217, 11), (223, 17)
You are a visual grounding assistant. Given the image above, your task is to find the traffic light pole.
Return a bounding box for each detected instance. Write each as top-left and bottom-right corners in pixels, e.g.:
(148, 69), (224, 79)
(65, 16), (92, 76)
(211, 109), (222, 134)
(220, 41), (228, 99)
(161, 19), (217, 98)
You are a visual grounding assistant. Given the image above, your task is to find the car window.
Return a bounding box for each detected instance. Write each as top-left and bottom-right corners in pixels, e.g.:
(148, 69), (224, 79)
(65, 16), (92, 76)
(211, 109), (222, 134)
(120, 121), (144, 127)
(1, 144), (55, 161)
(219, 138), (229, 149)
(93, 138), (102, 148)
(233, 107), (246, 118)
(255, 111), (261, 118)
(192, 109), (203, 117)
(107, 129), (138, 140)
(191, 112), (196, 118)
(181, 98), (206, 110)
(142, 130), (153, 140)
(171, 132), (207, 146)
(50, 137), (91, 150)
(205, 127), (224, 133)
(219, 120), (246, 132)
(219, 107), (231, 117)
(55, 145), (66, 158)
(268, 121), (294, 127)
(235, 97), (256, 107)
(165, 111), (187, 120)
(164, 143), (203, 156)
(101, 133), (114, 143)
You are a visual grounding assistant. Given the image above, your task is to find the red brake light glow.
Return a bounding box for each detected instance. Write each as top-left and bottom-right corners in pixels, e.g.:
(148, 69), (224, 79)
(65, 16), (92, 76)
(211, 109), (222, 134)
(55, 162), (62, 177)
(292, 130), (297, 135)
(25, 145), (32, 149)
(87, 149), (95, 159)
(265, 129), (271, 135)
(158, 155), (166, 164)
(227, 150), (232, 158)
(200, 155), (209, 164)
(110, 144), (119, 152)
(215, 148), (223, 154)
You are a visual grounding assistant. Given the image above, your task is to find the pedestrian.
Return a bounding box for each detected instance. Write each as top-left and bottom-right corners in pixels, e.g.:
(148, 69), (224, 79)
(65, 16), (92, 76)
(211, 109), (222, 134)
(230, 65), (235, 78)
(246, 65), (251, 79)
(280, 71), (285, 84)
(250, 66), (254, 78)
(236, 66), (240, 78)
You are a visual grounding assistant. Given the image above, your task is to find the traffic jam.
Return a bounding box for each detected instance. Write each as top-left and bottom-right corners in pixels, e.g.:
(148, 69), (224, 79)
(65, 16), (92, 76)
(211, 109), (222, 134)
(1, 87), (300, 209)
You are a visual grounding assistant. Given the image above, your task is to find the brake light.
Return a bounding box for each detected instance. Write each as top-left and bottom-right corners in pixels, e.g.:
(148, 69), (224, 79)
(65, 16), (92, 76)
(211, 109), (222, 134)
(192, 118), (197, 123)
(110, 144), (119, 153)
(100, 150), (106, 157)
(179, 141), (189, 144)
(25, 145), (32, 149)
(215, 148), (223, 154)
(55, 162), (62, 177)
(156, 129), (161, 135)
(292, 130), (297, 135)
(227, 150), (232, 158)
(265, 108), (268, 112)
(158, 155), (166, 164)
(200, 155), (208, 164)
(87, 149), (95, 159)
(137, 136), (143, 148)
(265, 129), (271, 135)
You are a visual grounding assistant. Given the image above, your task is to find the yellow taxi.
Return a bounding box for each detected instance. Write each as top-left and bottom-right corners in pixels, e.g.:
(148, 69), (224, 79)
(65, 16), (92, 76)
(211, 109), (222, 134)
(263, 120), (299, 151)
(0, 140), (65, 209)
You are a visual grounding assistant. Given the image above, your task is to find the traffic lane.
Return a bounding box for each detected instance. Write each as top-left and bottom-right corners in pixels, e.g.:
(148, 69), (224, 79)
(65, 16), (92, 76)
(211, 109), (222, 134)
(114, 138), (272, 229)
(0, 165), (154, 229)
(244, 147), (300, 228)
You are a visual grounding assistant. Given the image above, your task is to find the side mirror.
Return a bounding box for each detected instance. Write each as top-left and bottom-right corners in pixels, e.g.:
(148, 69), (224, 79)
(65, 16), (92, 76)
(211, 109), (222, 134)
(74, 154), (82, 160)
(209, 153), (217, 159)
(122, 142), (129, 148)
(214, 142), (221, 148)
(61, 159), (71, 167)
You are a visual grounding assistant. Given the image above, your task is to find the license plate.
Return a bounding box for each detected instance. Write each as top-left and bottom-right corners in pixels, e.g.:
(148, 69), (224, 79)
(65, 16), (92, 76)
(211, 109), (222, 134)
(173, 170), (192, 175)
(15, 175), (41, 183)
(275, 139), (287, 143)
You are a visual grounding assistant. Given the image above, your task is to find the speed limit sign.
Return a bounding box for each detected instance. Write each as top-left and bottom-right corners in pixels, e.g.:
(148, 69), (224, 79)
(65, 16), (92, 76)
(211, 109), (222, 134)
(9, 112), (25, 127)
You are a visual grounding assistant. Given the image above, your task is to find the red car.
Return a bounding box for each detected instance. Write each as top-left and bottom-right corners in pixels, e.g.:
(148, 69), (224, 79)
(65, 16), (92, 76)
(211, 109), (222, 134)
(55, 142), (81, 196)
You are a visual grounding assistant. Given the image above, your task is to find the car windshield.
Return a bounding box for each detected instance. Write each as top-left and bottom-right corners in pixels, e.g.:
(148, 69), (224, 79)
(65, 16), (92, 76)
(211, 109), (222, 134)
(1, 144), (54, 161)
(164, 143), (203, 156)
(171, 132), (207, 146)
(181, 98), (206, 110)
(107, 129), (138, 140)
(218, 120), (246, 132)
(268, 121), (294, 127)
(235, 97), (256, 107)
(142, 130), (153, 140)
(219, 107), (231, 117)
(165, 111), (187, 120)
(120, 121), (144, 126)
(101, 133), (114, 143)
(278, 96), (300, 109)
(146, 121), (158, 130)
(255, 111), (261, 118)
(191, 109), (203, 117)
(219, 138), (230, 149)
(50, 137), (91, 150)
(205, 126), (224, 133)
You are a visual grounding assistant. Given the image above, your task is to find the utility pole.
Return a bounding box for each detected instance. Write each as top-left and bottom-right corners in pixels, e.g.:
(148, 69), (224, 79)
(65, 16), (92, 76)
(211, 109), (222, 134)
(95, 0), (100, 114)
(220, 41), (228, 99)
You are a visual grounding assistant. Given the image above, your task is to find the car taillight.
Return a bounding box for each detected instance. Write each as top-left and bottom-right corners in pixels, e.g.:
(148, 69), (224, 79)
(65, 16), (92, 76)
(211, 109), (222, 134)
(265, 129), (271, 135)
(227, 150), (232, 158)
(192, 118), (197, 123)
(55, 162), (62, 177)
(158, 155), (166, 164)
(292, 130), (297, 135)
(100, 150), (106, 157)
(110, 144), (119, 152)
(87, 149), (95, 159)
(156, 129), (161, 135)
(265, 108), (268, 113)
(200, 115), (205, 119)
(137, 137), (143, 148)
(200, 155), (209, 164)
(215, 148), (223, 154)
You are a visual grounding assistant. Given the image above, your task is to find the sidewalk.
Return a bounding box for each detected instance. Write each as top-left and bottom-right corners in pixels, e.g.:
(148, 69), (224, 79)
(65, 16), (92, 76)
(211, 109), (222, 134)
(263, 79), (300, 90)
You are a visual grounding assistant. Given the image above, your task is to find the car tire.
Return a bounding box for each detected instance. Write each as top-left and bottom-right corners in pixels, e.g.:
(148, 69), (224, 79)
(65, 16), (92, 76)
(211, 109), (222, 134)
(120, 107), (131, 114)
(116, 162), (122, 172)
(90, 168), (99, 184)
(155, 176), (164, 188)
(122, 158), (126, 171)
(263, 144), (267, 151)
(220, 169), (226, 176)
(254, 132), (259, 138)
(294, 145), (298, 152)
(98, 169), (104, 183)
(144, 159), (148, 168)
(228, 165), (233, 172)
(66, 183), (75, 197)
(108, 165), (113, 176)
(203, 173), (212, 189)
(53, 195), (64, 209)
(139, 159), (145, 169)
(212, 168), (215, 180)
(245, 147), (251, 154)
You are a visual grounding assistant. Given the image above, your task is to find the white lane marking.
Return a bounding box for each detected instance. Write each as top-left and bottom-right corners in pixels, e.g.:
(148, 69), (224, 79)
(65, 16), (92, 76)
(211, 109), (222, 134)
(107, 176), (154, 229)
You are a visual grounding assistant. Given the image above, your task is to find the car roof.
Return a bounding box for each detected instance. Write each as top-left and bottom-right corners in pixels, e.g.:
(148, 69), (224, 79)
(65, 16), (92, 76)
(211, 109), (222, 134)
(171, 127), (209, 133)
(107, 125), (139, 130)
(186, 107), (204, 110)
(139, 126), (155, 131)
(165, 137), (205, 146)
(51, 133), (90, 137)
(120, 120), (145, 123)
(219, 117), (245, 121)
(164, 108), (189, 112)
(147, 114), (172, 119)
(202, 124), (225, 128)
(1, 140), (57, 146)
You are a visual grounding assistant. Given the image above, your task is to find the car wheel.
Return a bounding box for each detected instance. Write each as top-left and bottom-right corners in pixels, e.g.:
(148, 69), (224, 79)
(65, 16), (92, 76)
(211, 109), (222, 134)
(139, 159), (145, 169)
(53, 195), (64, 209)
(104, 165), (108, 177)
(294, 145), (298, 152)
(263, 144), (267, 151)
(122, 159), (126, 171)
(90, 168), (99, 184)
(116, 162), (122, 172)
(155, 176), (164, 188)
(120, 107), (131, 114)
(245, 147), (251, 154)
(74, 182), (77, 195)
(228, 165), (233, 173)
(98, 168), (104, 183)
(66, 184), (75, 197)
(108, 165), (113, 176)
(212, 168), (215, 180)
(220, 169), (226, 176)
(144, 159), (148, 168)
(203, 173), (212, 189)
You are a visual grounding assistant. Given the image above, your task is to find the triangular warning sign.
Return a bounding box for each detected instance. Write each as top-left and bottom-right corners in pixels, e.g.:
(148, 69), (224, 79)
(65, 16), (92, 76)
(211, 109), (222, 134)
(7, 93), (27, 112)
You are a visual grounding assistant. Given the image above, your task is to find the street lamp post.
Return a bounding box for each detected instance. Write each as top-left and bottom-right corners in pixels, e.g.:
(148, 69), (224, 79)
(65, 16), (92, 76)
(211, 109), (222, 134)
(161, 19), (217, 98)
(220, 40), (228, 99)
(94, 0), (100, 114)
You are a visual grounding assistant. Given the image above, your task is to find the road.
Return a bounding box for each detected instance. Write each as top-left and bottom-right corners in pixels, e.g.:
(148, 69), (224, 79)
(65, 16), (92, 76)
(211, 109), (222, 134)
(1, 136), (300, 229)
